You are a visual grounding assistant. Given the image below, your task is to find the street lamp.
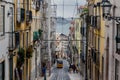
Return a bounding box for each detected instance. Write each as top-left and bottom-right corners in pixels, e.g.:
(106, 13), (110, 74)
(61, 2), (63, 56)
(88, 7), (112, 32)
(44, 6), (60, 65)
(101, 0), (120, 23)
(101, 0), (112, 16)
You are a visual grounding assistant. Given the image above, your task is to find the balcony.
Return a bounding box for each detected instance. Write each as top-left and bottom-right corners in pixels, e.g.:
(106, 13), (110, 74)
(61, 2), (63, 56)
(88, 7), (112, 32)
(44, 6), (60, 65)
(26, 10), (32, 23)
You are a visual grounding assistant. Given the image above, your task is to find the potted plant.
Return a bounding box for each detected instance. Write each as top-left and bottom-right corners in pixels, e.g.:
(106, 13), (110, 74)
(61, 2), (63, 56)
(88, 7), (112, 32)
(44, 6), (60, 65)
(17, 48), (25, 68)
(38, 29), (43, 38)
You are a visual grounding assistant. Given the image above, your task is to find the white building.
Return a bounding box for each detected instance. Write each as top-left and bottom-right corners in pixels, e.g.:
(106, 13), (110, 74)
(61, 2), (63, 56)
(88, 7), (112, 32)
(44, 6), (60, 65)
(103, 0), (120, 80)
(0, 0), (14, 80)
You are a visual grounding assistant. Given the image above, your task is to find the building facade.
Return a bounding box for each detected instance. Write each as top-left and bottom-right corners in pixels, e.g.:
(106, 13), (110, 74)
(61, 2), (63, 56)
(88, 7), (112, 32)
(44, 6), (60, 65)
(0, 0), (14, 80)
(87, 0), (106, 80)
(104, 0), (120, 80)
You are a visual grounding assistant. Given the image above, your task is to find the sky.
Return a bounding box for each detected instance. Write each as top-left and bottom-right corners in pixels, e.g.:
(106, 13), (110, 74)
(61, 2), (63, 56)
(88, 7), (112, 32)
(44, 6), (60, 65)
(51, 0), (86, 18)
(51, 0), (87, 35)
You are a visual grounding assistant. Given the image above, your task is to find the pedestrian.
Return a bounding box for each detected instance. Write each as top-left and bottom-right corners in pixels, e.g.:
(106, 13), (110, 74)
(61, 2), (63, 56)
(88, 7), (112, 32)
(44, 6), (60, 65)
(72, 64), (76, 73)
(69, 63), (73, 73)
(42, 63), (46, 80)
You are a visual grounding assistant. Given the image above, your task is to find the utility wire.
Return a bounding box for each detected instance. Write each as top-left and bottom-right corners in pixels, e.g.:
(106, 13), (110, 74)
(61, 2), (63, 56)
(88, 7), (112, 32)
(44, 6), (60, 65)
(62, 0), (64, 34)
(41, 40), (85, 41)
(51, 4), (79, 6)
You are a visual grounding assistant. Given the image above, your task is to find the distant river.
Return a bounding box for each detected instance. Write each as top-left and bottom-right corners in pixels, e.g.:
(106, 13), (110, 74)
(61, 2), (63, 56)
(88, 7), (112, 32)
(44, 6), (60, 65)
(56, 22), (71, 36)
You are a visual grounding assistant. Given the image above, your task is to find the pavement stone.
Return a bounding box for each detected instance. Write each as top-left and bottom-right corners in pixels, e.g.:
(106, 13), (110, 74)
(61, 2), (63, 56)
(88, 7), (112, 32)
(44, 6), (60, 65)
(68, 72), (84, 80)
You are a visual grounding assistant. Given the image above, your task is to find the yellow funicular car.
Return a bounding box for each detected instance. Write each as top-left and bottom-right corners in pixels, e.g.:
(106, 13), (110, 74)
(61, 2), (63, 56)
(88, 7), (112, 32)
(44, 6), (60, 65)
(57, 59), (63, 68)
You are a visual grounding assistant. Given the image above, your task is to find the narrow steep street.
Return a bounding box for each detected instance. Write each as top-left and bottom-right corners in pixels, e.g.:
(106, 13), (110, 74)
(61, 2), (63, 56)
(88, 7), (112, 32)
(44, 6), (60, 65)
(38, 59), (83, 80)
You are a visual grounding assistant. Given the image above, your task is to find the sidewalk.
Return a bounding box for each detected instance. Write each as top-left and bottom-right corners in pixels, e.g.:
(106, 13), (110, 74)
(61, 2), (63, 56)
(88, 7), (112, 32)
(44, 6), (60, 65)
(68, 72), (84, 80)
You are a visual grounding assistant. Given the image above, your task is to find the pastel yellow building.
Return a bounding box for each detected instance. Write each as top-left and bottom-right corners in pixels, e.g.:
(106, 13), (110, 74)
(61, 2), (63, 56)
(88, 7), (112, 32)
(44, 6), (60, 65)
(74, 18), (82, 68)
(87, 0), (105, 80)
(13, 0), (39, 80)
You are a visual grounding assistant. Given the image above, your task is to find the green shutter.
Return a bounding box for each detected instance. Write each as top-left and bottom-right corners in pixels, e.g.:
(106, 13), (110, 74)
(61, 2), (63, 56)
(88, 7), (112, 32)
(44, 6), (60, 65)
(33, 31), (39, 41)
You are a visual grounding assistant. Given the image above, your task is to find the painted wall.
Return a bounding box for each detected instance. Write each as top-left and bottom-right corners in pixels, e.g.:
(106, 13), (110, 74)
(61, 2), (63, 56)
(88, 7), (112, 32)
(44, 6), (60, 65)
(0, 0), (14, 80)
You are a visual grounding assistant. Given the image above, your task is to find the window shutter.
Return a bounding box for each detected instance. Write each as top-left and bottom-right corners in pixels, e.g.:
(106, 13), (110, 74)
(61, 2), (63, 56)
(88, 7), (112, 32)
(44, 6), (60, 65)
(0, 6), (3, 35)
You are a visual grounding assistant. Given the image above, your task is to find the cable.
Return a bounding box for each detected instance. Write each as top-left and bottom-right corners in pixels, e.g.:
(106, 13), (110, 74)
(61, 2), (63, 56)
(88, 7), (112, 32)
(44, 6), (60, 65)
(41, 39), (86, 41)
(51, 4), (79, 6)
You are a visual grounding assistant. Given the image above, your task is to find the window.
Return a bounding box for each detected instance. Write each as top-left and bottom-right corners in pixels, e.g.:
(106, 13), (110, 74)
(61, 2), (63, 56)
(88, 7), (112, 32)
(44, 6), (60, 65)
(115, 59), (119, 80)
(9, 58), (13, 80)
(15, 32), (20, 48)
(27, 0), (29, 10)
(0, 5), (5, 36)
(116, 24), (120, 54)
(26, 32), (29, 47)
(0, 61), (5, 80)
(76, 23), (79, 31)
(9, 7), (14, 49)
(23, 33), (24, 47)
(102, 57), (104, 80)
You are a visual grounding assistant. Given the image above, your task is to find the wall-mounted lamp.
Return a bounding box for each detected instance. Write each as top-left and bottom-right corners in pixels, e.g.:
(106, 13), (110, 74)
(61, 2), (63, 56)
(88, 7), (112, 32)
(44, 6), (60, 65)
(101, 0), (120, 23)
(101, 1), (112, 15)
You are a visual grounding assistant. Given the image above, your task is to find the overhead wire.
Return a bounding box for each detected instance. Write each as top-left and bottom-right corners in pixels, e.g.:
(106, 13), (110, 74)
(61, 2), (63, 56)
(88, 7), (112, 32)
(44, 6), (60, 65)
(61, 0), (64, 34)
